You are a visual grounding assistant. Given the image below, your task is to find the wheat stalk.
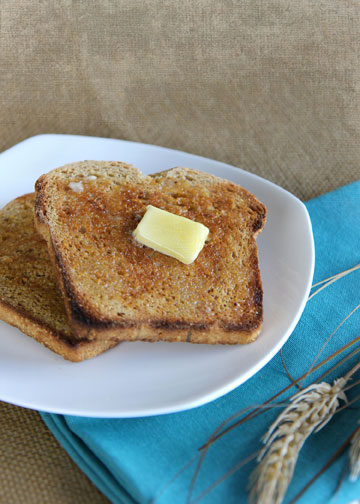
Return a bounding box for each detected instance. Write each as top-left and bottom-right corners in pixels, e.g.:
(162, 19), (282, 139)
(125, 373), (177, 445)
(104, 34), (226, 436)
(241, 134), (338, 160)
(308, 263), (360, 300)
(249, 378), (348, 504)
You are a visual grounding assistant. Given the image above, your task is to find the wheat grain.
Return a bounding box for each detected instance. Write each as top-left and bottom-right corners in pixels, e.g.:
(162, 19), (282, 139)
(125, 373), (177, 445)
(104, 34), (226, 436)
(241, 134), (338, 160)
(349, 425), (360, 482)
(249, 378), (348, 504)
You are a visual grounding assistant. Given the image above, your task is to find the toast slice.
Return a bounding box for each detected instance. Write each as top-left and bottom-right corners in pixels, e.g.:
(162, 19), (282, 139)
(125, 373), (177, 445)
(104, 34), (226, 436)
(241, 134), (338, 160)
(35, 161), (266, 345)
(0, 194), (122, 361)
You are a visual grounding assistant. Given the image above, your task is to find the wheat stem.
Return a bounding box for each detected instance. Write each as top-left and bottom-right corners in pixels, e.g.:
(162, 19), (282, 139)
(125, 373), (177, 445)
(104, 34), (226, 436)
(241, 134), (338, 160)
(188, 451), (259, 504)
(310, 263), (360, 289)
(344, 360), (360, 381)
(343, 378), (360, 393)
(150, 453), (199, 504)
(299, 304), (360, 387)
(280, 348), (302, 390)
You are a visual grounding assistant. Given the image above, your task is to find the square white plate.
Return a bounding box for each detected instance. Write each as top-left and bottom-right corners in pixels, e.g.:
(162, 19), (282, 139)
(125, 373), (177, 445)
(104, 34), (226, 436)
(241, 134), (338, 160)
(0, 134), (314, 417)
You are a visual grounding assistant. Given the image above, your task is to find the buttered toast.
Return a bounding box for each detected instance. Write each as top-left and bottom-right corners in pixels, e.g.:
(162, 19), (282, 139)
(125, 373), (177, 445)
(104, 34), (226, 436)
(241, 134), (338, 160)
(0, 194), (122, 361)
(35, 162), (266, 345)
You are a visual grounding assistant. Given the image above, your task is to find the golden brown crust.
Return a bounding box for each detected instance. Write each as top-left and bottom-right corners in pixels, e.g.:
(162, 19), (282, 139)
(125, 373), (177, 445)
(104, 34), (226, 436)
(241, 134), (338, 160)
(0, 296), (121, 362)
(0, 193), (121, 361)
(35, 162), (266, 345)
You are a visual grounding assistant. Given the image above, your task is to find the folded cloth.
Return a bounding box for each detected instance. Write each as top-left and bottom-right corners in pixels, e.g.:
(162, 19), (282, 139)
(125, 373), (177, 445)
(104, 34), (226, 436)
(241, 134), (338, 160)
(41, 181), (360, 504)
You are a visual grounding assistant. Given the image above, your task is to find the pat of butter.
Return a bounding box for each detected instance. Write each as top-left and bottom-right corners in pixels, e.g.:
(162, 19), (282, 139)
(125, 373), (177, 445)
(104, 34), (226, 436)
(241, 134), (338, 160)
(133, 205), (209, 264)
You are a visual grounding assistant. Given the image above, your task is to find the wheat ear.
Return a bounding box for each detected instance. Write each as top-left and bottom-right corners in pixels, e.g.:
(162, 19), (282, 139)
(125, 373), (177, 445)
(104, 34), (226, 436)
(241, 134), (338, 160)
(349, 425), (360, 482)
(249, 378), (348, 504)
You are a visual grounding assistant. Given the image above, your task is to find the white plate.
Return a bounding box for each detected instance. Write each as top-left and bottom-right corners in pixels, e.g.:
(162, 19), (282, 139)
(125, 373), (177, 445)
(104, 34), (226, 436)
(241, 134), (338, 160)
(0, 134), (314, 417)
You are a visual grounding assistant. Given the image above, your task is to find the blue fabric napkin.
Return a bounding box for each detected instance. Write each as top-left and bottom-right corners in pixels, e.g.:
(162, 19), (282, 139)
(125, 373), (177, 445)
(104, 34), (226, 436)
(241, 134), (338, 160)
(41, 181), (360, 504)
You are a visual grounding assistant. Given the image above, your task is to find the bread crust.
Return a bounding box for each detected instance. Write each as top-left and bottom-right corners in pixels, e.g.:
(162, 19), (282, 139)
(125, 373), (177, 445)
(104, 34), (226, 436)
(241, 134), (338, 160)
(0, 194), (121, 361)
(0, 296), (120, 362)
(35, 162), (266, 345)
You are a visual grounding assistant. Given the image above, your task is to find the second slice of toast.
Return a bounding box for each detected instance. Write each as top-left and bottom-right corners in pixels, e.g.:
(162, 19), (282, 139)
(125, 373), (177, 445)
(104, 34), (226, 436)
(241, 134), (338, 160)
(35, 161), (266, 345)
(0, 194), (122, 361)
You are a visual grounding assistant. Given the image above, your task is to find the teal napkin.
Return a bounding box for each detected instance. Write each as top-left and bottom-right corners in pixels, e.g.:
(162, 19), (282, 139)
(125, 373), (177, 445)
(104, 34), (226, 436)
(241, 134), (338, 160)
(41, 181), (360, 504)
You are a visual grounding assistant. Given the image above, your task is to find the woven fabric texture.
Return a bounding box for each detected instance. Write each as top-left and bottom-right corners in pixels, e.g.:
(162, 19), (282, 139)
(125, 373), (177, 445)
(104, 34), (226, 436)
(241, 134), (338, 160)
(0, 1), (359, 503)
(2, 0), (359, 200)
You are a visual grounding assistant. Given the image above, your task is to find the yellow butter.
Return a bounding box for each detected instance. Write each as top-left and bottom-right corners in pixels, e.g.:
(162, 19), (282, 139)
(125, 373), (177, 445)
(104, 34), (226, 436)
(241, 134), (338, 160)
(133, 205), (209, 264)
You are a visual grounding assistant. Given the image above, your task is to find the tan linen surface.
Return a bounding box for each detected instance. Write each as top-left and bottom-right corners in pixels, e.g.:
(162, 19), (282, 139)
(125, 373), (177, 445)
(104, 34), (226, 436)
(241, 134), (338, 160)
(1, 1), (359, 503)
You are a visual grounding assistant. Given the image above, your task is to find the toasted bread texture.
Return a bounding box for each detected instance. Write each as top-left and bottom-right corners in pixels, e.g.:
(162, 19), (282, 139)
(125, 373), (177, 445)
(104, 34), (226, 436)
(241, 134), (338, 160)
(0, 194), (121, 361)
(35, 162), (266, 344)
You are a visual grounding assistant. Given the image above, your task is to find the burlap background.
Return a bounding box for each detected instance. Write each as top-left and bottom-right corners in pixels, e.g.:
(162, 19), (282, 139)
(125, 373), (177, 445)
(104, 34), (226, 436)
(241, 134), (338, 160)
(1, 1), (359, 502)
